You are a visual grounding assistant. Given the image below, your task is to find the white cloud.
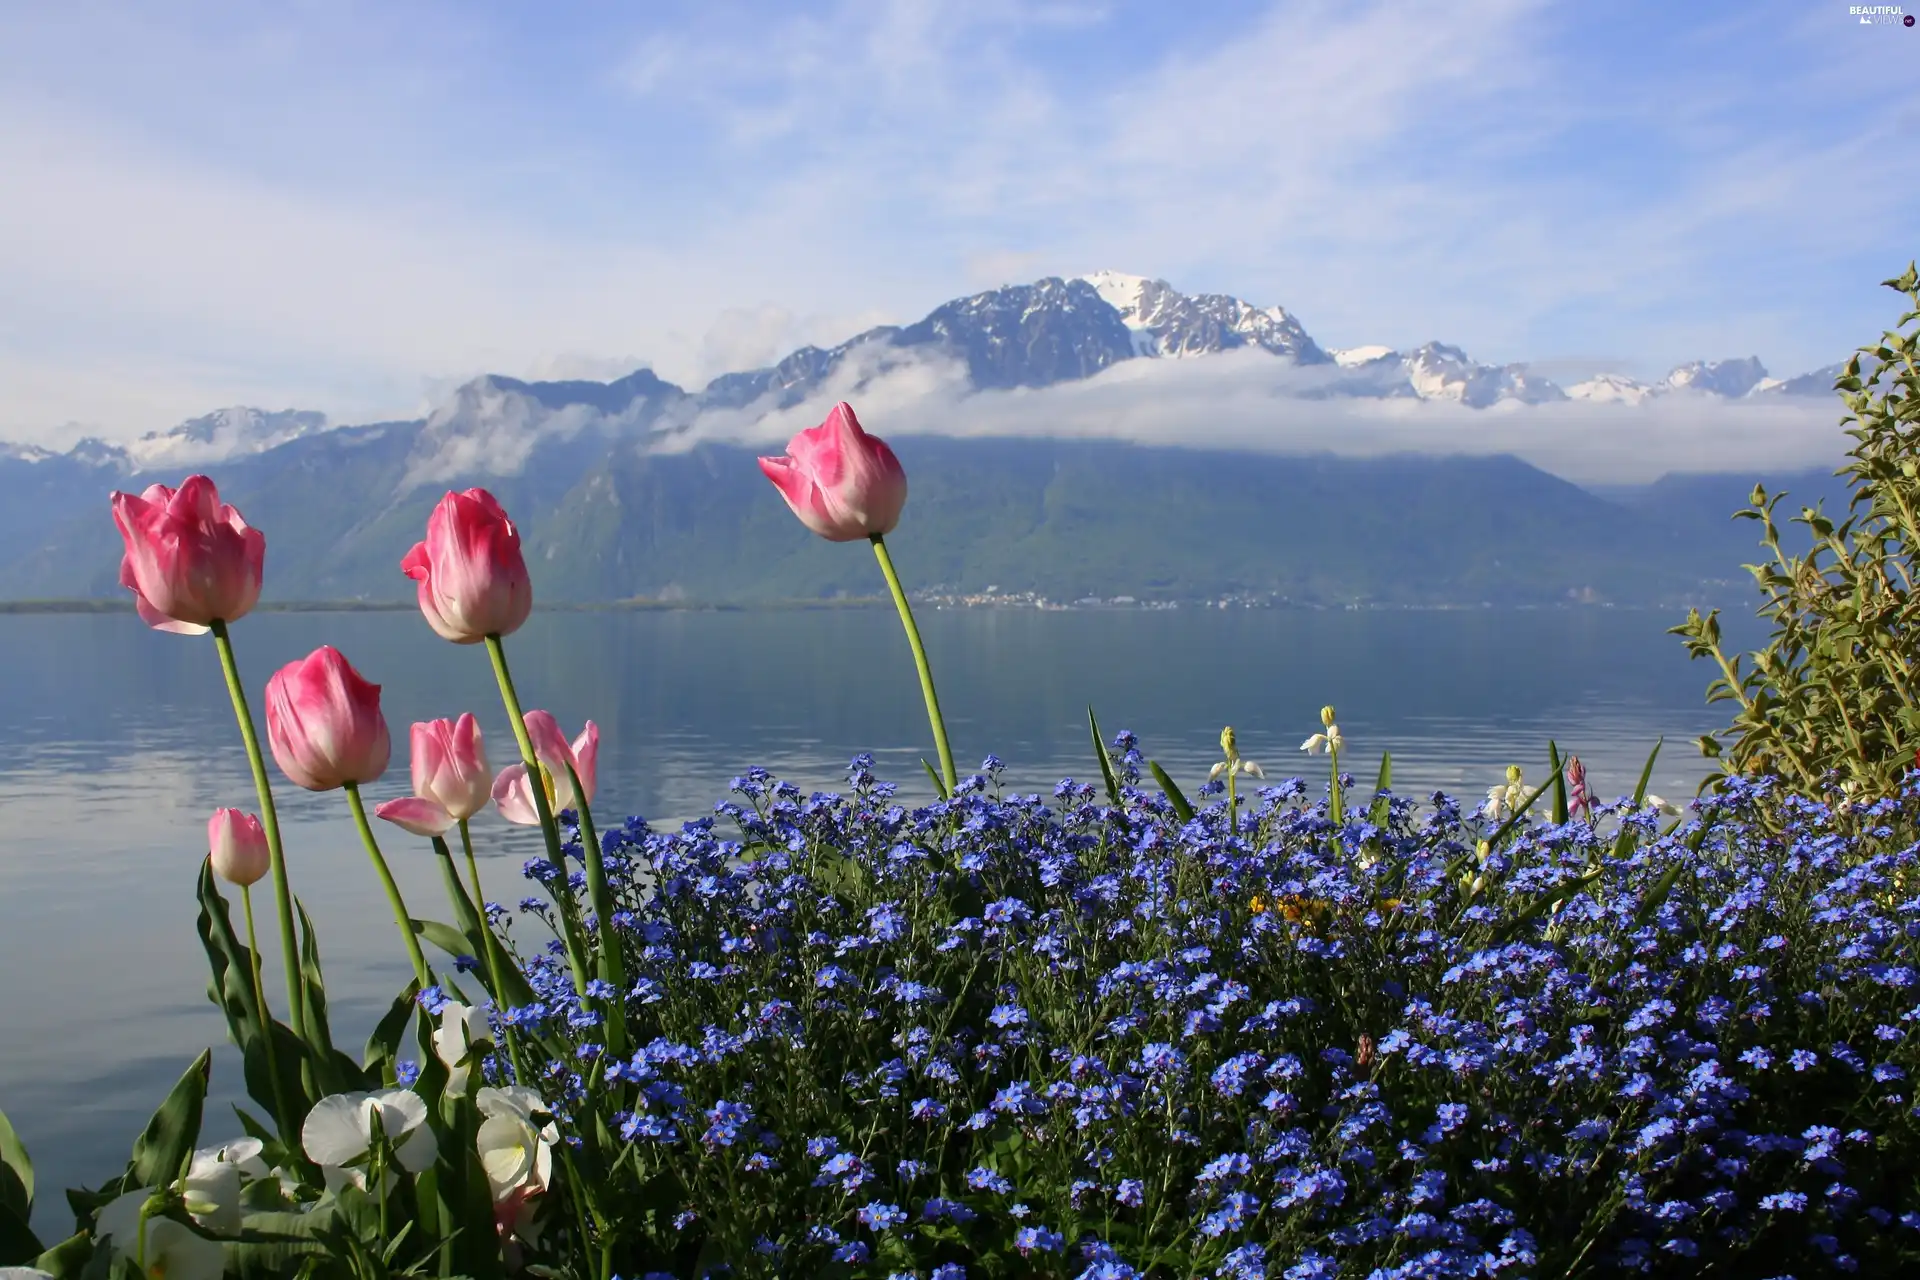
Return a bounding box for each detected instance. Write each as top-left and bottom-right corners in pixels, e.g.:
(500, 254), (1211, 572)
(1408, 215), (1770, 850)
(656, 347), (1849, 485)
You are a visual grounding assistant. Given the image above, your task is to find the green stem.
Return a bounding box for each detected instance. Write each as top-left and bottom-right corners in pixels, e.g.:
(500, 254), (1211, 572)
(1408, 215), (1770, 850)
(870, 534), (956, 791)
(210, 620), (308, 1046)
(483, 633), (592, 996)
(343, 783), (432, 989)
(459, 820), (530, 1084)
(241, 884), (299, 1146)
(564, 775), (630, 1057)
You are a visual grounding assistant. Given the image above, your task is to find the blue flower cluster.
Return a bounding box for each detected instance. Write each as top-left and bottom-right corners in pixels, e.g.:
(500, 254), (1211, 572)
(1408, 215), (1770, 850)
(479, 744), (1920, 1278)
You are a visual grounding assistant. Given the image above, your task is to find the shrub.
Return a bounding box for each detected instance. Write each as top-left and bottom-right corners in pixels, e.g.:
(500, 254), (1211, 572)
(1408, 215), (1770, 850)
(1674, 265), (1920, 810)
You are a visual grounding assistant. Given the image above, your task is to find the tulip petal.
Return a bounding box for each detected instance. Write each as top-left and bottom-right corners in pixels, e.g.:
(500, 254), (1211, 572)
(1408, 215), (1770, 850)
(491, 765), (543, 826)
(374, 796), (457, 838)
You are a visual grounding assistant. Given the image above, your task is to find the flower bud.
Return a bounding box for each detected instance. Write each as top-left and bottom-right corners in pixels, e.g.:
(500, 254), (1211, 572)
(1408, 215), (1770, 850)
(208, 808), (270, 887)
(1320, 705), (1336, 728)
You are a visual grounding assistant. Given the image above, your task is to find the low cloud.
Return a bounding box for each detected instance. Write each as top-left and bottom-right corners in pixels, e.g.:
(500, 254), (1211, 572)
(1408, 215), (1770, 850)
(658, 348), (1849, 485)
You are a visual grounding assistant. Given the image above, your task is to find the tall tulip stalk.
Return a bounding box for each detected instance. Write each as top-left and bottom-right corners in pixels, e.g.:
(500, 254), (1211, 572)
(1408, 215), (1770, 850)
(758, 402), (957, 792)
(111, 477), (309, 1047)
(401, 489), (622, 1043)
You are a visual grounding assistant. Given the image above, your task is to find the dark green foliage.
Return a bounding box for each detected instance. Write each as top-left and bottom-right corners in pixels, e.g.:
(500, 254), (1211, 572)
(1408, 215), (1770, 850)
(1674, 265), (1920, 804)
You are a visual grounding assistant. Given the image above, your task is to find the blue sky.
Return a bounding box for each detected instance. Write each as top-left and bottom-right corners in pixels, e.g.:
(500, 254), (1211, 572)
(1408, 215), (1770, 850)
(0, 0), (1914, 444)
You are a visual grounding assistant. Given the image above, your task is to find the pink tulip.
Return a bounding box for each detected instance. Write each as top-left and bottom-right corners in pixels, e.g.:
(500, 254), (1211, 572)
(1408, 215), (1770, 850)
(400, 489), (534, 644)
(756, 402), (908, 542)
(109, 476), (265, 634)
(375, 714), (494, 838)
(264, 646), (391, 791)
(208, 808), (270, 887)
(492, 712), (599, 825)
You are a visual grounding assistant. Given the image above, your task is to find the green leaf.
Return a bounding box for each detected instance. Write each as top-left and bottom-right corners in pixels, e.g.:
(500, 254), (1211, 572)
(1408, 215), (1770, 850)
(129, 1050), (212, 1191)
(0, 1104), (33, 1221)
(1611, 738), (1663, 862)
(34, 1230), (91, 1280)
(223, 1207), (339, 1280)
(195, 863), (263, 1039)
(1548, 741), (1569, 825)
(1630, 737), (1662, 807)
(1148, 761), (1194, 823)
(295, 902), (367, 1096)
(238, 1019), (310, 1138)
(920, 759), (949, 800)
(1088, 707), (1121, 806)
(364, 981), (423, 1078)
(1368, 752), (1393, 825)
(0, 1199), (43, 1268)
(412, 919), (478, 962)
(1493, 869), (1605, 944)
(1632, 862), (1687, 929)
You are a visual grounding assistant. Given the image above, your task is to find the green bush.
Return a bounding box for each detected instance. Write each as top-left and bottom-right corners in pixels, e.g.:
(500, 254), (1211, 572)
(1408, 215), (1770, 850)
(1674, 265), (1920, 809)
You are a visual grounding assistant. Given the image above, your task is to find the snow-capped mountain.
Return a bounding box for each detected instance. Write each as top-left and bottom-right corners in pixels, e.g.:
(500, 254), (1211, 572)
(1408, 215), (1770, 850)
(0, 271), (1850, 477)
(1080, 270), (1328, 363)
(1568, 374), (1660, 406)
(1664, 357), (1770, 399)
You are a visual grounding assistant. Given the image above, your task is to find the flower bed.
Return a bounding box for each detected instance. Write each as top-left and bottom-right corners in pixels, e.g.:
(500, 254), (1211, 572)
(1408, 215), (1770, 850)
(3, 393), (1918, 1280)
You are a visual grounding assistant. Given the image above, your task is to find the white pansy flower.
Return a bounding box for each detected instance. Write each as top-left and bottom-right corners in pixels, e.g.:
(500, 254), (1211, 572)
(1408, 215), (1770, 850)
(175, 1137), (270, 1235)
(432, 1001), (494, 1095)
(301, 1089), (438, 1196)
(94, 1189), (226, 1280)
(476, 1087), (557, 1202)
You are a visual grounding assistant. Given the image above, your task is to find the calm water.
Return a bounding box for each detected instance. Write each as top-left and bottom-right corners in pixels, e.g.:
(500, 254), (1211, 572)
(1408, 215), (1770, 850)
(0, 605), (1758, 1232)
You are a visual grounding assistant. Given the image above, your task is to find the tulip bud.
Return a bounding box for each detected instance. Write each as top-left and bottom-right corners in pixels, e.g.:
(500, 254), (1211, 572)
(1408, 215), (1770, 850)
(400, 490), (534, 644)
(109, 476), (266, 635)
(1320, 705), (1336, 729)
(756, 402), (908, 542)
(208, 808), (270, 887)
(265, 646), (391, 791)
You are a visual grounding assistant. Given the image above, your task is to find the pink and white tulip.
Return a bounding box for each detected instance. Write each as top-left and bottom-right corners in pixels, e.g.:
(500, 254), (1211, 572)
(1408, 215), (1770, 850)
(264, 646), (391, 791)
(492, 711), (598, 824)
(401, 489), (533, 644)
(756, 402), (908, 542)
(207, 808), (270, 887)
(375, 714), (493, 837)
(109, 475), (265, 635)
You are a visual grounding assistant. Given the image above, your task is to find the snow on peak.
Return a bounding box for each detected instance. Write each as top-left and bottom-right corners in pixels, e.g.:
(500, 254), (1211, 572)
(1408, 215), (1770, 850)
(127, 406), (330, 470)
(1332, 345), (1396, 368)
(1567, 373), (1657, 405)
(1664, 357), (1768, 398)
(1080, 270), (1153, 320)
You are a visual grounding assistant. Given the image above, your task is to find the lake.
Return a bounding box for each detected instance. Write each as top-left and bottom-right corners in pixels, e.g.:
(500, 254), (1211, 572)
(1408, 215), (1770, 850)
(0, 603), (1762, 1234)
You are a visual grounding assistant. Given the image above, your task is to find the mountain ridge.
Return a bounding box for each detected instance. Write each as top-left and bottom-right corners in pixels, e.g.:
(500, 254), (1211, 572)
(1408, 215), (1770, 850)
(3, 269), (1845, 476)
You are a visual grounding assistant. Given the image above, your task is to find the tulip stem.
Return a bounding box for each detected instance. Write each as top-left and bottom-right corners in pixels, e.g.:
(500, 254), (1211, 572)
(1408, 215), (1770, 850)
(483, 634), (592, 997)
(241, 883), (300, 1148)
(343, 783), (433, 989)
(210, 621), (309, 1047)
(562, 774), (629, 1058)
(458, 820), (531, 1084)
(870, 534), (956, 792)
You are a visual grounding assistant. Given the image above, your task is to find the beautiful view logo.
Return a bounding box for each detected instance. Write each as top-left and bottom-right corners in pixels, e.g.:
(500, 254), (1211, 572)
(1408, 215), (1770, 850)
(1849, 3), (1912, 23)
